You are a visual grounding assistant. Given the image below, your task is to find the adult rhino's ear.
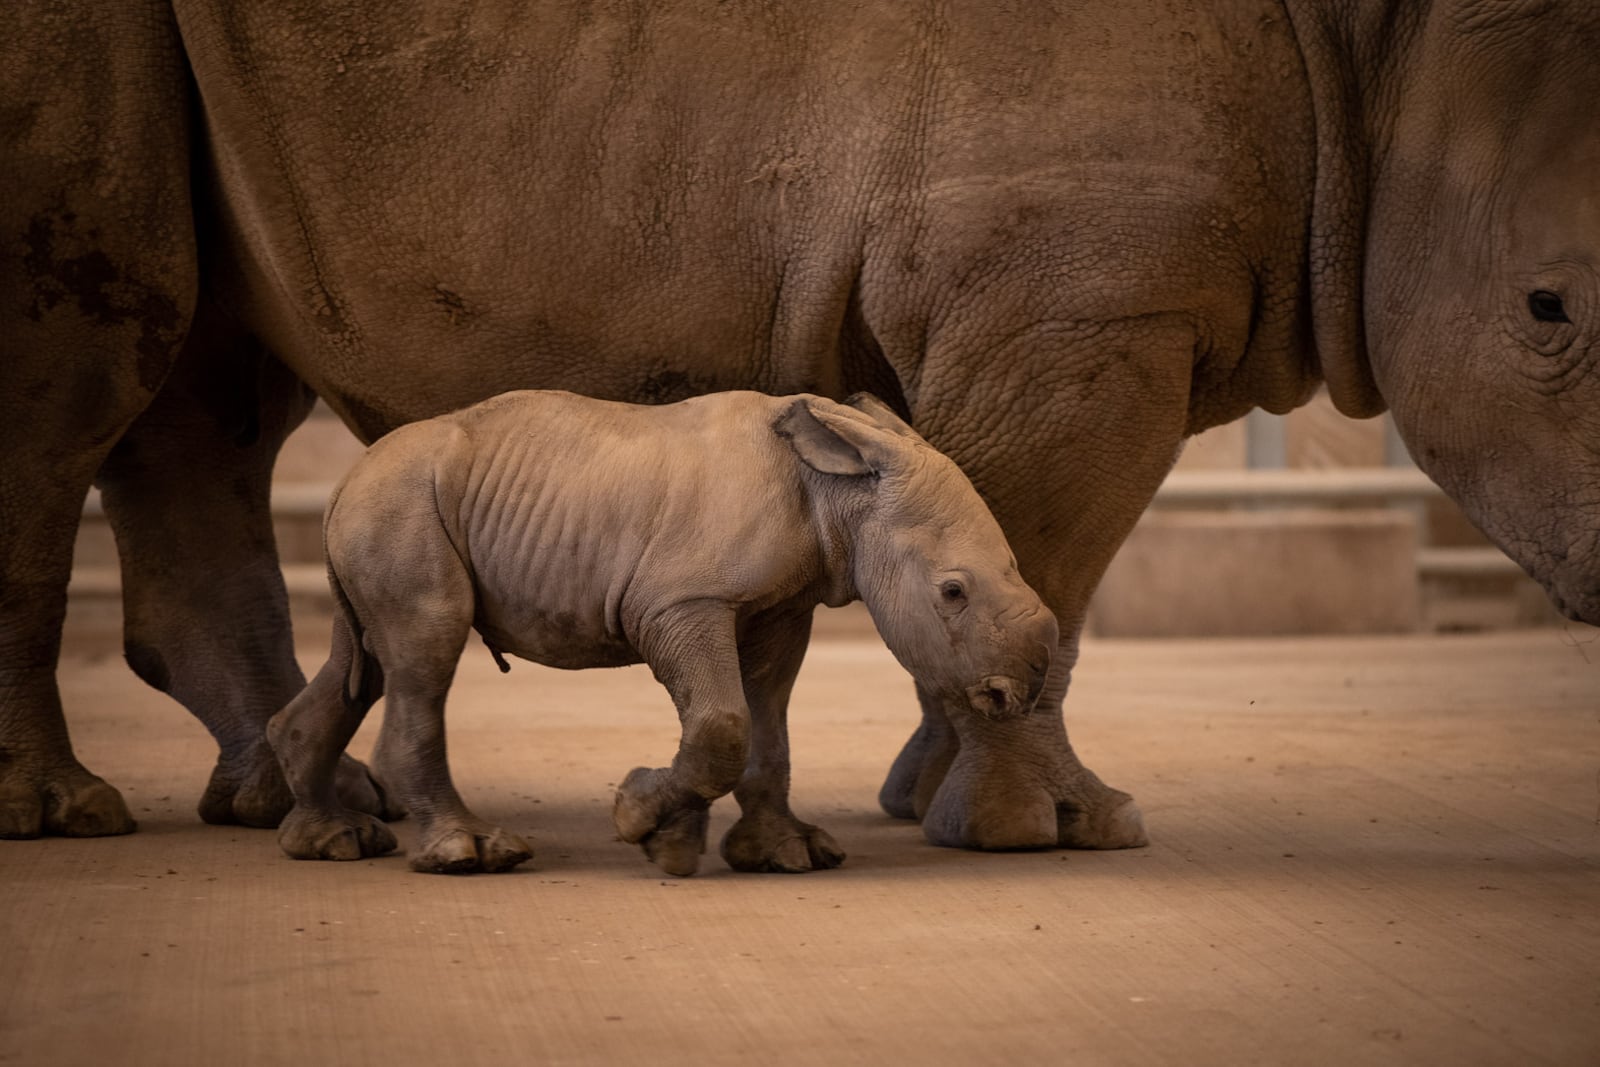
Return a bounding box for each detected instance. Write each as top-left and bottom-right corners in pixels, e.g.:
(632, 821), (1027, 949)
(844, 392), (920, 439)
(775, 398), (902, 477)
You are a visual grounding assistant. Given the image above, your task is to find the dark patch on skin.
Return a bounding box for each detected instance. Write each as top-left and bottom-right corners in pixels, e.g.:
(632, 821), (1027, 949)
(635, 368), (720, 406)
(433, 285), (471, 325)
(22, 209), (184, 393)
(123, 640), (172, 694)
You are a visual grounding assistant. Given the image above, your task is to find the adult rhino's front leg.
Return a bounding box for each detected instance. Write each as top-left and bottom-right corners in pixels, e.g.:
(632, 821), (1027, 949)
(880, 314), (1197, 850)
(94, 323), (395, 829)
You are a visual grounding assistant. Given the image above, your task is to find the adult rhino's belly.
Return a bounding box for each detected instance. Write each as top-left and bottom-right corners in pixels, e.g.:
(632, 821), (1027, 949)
(283, 302), (781, 442)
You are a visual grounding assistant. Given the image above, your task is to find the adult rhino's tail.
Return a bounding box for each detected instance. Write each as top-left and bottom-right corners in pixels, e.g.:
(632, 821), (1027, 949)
(323, 482), (384, 705)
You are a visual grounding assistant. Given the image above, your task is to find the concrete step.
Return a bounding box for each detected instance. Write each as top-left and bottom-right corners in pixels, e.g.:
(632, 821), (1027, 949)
(1149, 468), (1443, 507)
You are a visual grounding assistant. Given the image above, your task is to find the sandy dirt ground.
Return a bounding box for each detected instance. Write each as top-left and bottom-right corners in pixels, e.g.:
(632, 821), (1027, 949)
(4, 614), (1599, 1066)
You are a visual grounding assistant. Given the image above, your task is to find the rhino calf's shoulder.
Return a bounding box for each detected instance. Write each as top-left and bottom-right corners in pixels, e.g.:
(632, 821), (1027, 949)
(266, 389), (1057, 876)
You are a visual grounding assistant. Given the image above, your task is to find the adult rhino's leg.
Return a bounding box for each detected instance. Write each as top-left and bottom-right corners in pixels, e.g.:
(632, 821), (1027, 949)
(883, 315), (1195, 850)
(720, 607), (846, 873)
(877, 682), (957, 819)
(0, 2), (194, 837)
(94, 320), (389, 828)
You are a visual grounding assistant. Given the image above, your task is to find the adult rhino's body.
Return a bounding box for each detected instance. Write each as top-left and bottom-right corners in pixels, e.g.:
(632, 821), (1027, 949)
(3, 0), (1596, 845)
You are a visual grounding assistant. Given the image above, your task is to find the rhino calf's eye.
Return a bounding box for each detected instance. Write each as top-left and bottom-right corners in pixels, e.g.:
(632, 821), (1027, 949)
(941, 580), (966, 602)
(1528, 290), (1570, 324)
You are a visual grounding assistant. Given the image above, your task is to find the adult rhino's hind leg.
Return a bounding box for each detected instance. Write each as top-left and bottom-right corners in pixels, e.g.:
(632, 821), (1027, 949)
(0, 1), (194, 838)
(877, 681), (957, 820)
(720, 608), (845, 873)
(95, 324), (391, 828)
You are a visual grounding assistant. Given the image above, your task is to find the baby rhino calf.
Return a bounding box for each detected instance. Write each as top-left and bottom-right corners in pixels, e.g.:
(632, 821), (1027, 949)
(268, 390), (1058, 876)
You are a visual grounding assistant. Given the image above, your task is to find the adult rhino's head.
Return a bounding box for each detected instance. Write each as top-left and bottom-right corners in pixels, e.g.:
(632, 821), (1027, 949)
(1297, 0), (1600, 622)
(777, 393), (1058, 718)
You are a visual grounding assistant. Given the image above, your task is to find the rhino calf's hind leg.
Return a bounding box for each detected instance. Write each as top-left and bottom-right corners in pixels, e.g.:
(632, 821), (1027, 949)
(267, 617), (397, 862)
(614, 606), (751, 877)
(720, 609), (845, 874)
(333, 505), (533, 875)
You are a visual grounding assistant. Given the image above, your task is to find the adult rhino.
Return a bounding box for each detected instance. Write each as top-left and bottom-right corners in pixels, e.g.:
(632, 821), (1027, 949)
(3, 0), (1595, 853)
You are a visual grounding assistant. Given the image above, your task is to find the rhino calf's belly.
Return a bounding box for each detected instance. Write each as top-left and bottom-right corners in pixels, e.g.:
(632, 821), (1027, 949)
(472, 605), (639, 672)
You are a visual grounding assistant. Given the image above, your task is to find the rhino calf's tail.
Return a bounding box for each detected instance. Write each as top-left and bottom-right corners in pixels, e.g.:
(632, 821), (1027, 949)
(323, 482), (384, 706)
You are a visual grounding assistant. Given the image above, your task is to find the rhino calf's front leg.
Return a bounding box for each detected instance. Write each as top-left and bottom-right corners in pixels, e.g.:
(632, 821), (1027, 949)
(720, 609), (845, 873)
(612, 607), (751, 877)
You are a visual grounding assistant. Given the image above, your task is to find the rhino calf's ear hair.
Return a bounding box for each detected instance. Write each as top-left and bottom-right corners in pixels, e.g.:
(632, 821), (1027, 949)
(775, 399), (876, 477)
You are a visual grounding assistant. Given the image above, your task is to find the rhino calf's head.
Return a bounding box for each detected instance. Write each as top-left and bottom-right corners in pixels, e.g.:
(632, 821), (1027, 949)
(778, 394), (1058, 719)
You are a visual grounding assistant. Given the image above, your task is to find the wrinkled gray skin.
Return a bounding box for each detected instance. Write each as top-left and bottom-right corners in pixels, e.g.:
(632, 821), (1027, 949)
(268, 390), (1057, 875)
(4, 1), (1597, 849)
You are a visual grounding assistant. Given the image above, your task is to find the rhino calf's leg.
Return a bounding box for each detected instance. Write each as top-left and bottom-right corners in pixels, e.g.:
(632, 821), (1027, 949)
(267, 618), (397, 862)
(614, 607), (751, 877)
(384, 681), (534, 875)
(332, 505), (532, 875)
(719, 610), (844, 874)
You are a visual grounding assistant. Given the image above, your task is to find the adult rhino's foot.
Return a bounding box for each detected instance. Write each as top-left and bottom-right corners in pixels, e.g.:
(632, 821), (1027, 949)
(721, 810), (845, 873)
(878, 715), (957, 821)
(0, 762), (137, 839)
(919, 712), (1149, 852)
(278, 804), (397, 861)
(612, 766), (710, 877)
(410, 823), (533, 875)
(200, 741), (400, 828)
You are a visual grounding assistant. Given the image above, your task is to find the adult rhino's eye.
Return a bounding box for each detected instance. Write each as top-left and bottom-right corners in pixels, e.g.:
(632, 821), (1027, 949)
(1528, 290), (1571, 324)
(941, 580), (966, 603)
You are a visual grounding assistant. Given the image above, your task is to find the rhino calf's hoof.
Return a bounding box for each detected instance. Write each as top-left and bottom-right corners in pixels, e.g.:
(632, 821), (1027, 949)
(638, 807), (710, 877)
(278, 805), (398, 861)
(721, 813), (845, 873)
(334, 754), (408, 822)
(613, 766), (711, 876)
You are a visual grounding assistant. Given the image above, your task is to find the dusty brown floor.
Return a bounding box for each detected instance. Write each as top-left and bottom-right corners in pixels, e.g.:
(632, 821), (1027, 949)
(5, 615), (1599, 1066)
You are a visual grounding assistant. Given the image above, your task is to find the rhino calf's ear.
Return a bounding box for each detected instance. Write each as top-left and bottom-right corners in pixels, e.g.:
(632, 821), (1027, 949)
(775, 399), (876, 477)
(844, 392), (918, 438)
